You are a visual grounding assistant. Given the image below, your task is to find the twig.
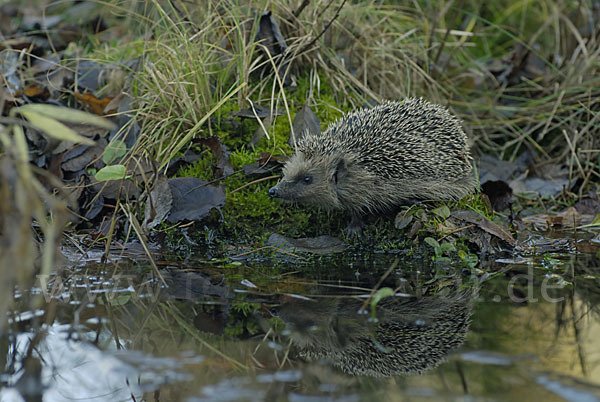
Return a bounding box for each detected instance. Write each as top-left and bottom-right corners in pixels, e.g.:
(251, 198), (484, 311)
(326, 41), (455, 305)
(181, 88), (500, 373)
(358, 257), (399, 313)
(300, 0), (347, 54)
(230, 175), (280, 194)
(293, 0), (311, 17)
(439, 224), (476, 241)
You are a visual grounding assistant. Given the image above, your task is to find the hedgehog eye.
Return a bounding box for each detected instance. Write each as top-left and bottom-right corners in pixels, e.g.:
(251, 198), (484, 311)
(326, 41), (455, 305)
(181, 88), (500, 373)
(303, 176), (313, 185)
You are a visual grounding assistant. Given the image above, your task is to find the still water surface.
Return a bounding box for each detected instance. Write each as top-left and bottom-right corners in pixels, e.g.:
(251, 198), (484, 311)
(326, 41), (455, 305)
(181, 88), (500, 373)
(2, 246), (600, 401)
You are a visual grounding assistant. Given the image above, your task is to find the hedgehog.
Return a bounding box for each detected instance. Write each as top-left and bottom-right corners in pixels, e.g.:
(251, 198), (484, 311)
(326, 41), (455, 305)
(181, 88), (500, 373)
(268, 98), (476, 234)
(276, 288), (474, 376)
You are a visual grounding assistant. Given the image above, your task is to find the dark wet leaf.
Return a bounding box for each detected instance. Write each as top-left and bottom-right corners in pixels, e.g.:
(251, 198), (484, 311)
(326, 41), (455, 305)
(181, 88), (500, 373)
(255, 11), (288, 58)
(74, 60), (109, 92)
(194, 136), (233, 178)
(481, 180), (513, 211)
(242, 154), (281, 178)
(452, 210), (515, 245)
(84, 193), (105, 220)
(407, 220), (423, 239)
(290, 105), (320, 147)
(61, 137), (107, 172)
(478, 153), (530, 183)
(508, 162), (569, 197)
(249, 115), (273, 146)
(166, 177), (226, 223)
(267, 233), (345, 254)
(107, 94), (140, 148)
(165, 150), (203, 177)
(144, 177), (172, 229)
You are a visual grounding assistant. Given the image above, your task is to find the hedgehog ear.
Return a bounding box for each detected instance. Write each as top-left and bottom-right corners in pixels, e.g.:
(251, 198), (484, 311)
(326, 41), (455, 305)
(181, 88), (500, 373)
(332, 157), (348, 185)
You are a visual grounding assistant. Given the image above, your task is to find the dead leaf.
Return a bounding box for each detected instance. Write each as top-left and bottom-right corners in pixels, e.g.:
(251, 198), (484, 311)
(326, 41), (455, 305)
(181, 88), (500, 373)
(74, 92), (114, 115)
(61, 138), (107, 173)
(520, 207), (593, 230)
(452, 210), (515, 244)
(144, 177), (173, 229)
(255, 11), (288, 59)
(16, 84), (50, 100)
(165, 150), (203, 177)
(481, 180), (513, 211)
(290, 105), (320, 147)
(165, 177), (226, 223)
(194, 136), (233, 178)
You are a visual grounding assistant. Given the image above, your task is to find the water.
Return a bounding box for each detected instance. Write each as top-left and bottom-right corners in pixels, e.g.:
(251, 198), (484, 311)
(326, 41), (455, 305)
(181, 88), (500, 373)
(2, 246), (600, 401)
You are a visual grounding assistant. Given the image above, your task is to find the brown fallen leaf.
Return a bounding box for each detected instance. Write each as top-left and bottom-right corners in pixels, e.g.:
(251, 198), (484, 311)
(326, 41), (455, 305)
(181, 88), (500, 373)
(16, 84), (50, 100)
(452, 210), (515, 244)
(74, 92), (114, 115)
(193, 136), (233, 178)
(521, 206), (594, 230)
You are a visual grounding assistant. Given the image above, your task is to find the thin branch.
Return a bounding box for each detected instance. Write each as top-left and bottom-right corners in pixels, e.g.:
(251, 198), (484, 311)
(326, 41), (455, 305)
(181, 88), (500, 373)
(300, 0), (347, 54)
(293, 0), (311, 18)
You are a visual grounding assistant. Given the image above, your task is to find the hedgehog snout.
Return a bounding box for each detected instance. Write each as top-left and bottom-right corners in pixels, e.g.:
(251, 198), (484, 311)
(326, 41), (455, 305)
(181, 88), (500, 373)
(268, 186), (280, 198)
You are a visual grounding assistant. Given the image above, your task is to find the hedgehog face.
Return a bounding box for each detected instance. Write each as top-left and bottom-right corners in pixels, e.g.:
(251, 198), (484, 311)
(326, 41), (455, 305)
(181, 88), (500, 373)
(268, 152), (343, 209)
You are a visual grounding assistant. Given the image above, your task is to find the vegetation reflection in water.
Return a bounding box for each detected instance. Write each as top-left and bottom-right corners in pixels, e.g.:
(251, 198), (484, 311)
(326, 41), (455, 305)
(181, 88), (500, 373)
(2, 251), (600, 401)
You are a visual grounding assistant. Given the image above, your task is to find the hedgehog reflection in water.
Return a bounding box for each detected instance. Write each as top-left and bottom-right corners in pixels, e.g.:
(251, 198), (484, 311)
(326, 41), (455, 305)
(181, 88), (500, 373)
(269, 98), (476, 235)
(276, 289), (473, 377)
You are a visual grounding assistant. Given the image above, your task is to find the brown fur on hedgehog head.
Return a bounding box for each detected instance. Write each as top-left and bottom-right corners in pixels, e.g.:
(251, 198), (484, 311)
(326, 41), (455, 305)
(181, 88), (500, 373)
(268, 150), (375, 214)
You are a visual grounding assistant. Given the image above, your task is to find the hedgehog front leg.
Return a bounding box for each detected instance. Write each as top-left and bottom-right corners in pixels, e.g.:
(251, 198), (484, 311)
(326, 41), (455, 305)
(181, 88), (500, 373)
(346, 213), (366, 238)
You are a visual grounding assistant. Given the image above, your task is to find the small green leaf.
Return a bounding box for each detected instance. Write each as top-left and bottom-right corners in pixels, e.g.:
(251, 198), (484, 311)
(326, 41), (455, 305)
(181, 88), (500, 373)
(424, 237), (440, 251)
(431, 205), (451, 219)
(394, 212), (413, 230)
(439, 241), (456, 254)
(371, 287), (395, 318)
(372, 287), (395, 306)
(463, 253), (479, 268)
(95, 164), (126, 181)
(108, 294), (131, 306)
(102, 140), (127, 164)
(19, 110), (95, 146)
